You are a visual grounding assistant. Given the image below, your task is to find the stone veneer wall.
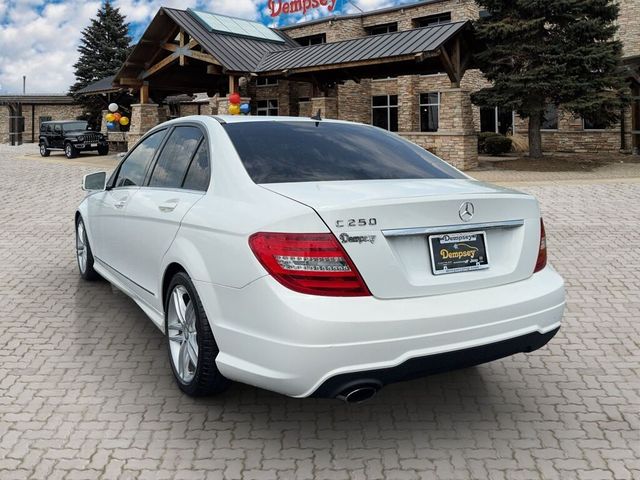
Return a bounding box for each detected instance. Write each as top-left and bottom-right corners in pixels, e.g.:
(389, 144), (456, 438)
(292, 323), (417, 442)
(618, 0), (640, 59)
(283, 0), (478, 41)
(0, 106), (9, 144)
(513, 108), (633, 153)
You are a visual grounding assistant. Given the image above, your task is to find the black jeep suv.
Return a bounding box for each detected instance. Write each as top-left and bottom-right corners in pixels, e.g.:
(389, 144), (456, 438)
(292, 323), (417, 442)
(39, 120), (109, 158)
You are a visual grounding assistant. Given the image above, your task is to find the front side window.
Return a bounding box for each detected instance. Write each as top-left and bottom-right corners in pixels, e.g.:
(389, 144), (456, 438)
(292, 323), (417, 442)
(257, 99), (278, 116)
(182, 141), (211, 191)
(115, 129), (166, 188)
(54, 124), (62, 134)
(223, 121), (463, 184)
(149, 126), (203, 188)
(542, 104), (559, 130)
(62, 122), (88, 132)
(419, 92), (440, 132)
(372, 95), (398, 132)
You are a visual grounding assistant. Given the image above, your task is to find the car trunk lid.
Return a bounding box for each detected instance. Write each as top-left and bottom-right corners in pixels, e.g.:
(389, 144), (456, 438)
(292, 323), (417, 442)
(260, 179), (541, 299)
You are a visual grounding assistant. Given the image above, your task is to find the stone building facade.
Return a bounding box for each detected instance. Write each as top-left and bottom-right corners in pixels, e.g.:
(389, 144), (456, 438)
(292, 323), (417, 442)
(0, 96), (83, 144)
(246, 0), (639, 159)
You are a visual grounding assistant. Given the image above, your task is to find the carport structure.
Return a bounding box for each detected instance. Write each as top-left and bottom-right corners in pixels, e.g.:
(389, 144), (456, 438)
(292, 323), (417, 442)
(108, 6), (477, 166)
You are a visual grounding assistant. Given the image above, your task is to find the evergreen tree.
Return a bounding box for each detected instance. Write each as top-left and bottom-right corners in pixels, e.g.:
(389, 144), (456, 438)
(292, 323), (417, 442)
(471, 0), (628, 158)
(70, 0), (131, 122)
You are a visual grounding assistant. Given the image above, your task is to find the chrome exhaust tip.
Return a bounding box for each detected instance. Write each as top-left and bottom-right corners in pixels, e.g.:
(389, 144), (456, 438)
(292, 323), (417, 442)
(336, 385), (378, 404)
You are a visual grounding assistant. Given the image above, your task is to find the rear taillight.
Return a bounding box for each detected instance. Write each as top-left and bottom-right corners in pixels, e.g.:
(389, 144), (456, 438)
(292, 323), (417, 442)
(249, 232), (371, 297)
(534, 218), (547, 273)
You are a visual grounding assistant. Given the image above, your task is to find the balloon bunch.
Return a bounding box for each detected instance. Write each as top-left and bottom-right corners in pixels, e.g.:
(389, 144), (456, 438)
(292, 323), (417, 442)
(104, 103), (130, 130)
(228, 93), (250, 115)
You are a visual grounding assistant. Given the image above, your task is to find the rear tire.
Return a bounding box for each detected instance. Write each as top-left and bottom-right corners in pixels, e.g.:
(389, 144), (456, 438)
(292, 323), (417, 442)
(65, 142), (78, 159)
(165, 272), (231, 396)
(39, 142), (50, 157)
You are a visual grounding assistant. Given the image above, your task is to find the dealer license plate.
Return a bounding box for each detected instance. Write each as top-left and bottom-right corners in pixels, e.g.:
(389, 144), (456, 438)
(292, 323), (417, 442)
(429, 231), (489, 275)
(91, 143), (98, 147)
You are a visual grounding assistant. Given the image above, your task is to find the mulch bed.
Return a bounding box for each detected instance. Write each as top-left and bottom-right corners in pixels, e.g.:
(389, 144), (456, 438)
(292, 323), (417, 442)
(476, 152), (639, 172)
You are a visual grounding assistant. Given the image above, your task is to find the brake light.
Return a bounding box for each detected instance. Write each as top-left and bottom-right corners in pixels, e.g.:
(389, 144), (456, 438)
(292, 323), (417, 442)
(534, 218), (547, 273)
(249, 232), (371, 297)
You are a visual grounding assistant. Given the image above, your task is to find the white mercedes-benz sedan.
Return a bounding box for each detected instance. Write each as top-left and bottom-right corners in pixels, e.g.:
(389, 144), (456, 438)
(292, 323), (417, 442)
(76, 115), (565, 402)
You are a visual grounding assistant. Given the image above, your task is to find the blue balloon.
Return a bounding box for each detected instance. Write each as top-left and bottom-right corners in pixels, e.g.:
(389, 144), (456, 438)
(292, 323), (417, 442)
(240, 103), (250, 114)
(106, 121), (116, 130)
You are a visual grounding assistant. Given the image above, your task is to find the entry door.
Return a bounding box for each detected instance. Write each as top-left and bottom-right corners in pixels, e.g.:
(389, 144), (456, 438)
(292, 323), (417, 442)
(90, 129), (167, 275)
(119, 126), (210, 308)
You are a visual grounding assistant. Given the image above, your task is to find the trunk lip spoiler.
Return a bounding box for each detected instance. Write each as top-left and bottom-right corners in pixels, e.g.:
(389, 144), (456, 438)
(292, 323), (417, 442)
(382, 219), (525, 238)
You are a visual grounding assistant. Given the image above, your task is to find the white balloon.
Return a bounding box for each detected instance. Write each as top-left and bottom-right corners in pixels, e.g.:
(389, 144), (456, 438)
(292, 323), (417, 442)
(108, 103), (118, 113)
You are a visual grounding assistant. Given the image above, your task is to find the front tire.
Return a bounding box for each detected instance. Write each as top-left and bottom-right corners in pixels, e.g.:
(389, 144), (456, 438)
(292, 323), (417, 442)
(65, 142), (78, 159)
(98, 145), (109, 156)
(39, 142), (50, 157)
(76, 217), (100, 281)
(165, 272), (230, 396)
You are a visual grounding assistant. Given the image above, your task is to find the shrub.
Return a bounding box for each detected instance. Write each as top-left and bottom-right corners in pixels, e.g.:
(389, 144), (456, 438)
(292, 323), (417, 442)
(484, 135), (513, 156)
(478, 132), (501, 153)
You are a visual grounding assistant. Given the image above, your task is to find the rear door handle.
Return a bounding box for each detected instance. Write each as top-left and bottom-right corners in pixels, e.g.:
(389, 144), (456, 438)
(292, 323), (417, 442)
(158, 200), (179, 212)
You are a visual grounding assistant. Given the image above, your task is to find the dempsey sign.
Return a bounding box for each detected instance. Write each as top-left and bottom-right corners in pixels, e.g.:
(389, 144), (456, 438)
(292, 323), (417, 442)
(267, 0), (338, 18)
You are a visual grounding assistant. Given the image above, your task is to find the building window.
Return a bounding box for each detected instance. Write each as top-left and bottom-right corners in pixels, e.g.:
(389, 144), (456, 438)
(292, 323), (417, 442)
(257, 77), (278, 87)
(413, 12), (452, 28)
(419, 92), (440, 132)
(371, 95), (398, 132)
(295, 33), (326, 46)
(583, 114), (609, 130)
(542, 104), (559, 130)
(479, 10), (491, 19)
(480, 106), (514, 135)
(257, 99), (278, 116)
(365, 22), (398, 35)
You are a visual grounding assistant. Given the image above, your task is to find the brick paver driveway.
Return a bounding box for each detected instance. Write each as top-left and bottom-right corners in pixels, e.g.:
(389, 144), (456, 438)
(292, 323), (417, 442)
(1, 146), (638, 480)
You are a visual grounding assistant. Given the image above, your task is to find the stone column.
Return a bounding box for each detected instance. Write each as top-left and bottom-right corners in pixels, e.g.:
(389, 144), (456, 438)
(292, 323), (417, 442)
(436, 89), (478, 170)
(208, 94), (219, 115)
(397, 75), (417, 132)
(100, 110), (109, 134)
(0, 106), (10, 144)
(126, 103), (161, 149)
(310, 96), (338, 119)
(216, 96), (251, 115)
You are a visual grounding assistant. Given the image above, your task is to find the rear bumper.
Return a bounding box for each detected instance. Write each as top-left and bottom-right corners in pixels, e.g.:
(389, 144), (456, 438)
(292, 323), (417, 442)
(194, 266), (565, 398)
(311, 327), (559, 398)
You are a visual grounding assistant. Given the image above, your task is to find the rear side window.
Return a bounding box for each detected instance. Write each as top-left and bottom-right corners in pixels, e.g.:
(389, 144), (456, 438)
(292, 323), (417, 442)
(115, 129), (165, 187)
(149, 126), (203, 188)
(182, 141), (211, 191)
(223, 121), (463, 184)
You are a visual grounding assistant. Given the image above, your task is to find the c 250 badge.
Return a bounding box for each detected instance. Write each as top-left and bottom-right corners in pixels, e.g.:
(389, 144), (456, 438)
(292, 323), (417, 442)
(335, 218), (377, 228)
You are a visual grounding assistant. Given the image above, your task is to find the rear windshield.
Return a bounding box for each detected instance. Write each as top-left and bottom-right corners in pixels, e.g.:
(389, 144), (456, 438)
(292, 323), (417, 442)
(223, 121), (463, 184)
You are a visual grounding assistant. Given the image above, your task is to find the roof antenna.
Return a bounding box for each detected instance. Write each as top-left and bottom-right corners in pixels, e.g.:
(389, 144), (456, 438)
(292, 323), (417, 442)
(310, 109), (322, 122)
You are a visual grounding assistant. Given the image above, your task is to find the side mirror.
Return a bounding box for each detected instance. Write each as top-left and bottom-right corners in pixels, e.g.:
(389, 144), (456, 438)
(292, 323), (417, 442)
(82, 171), (107, 191)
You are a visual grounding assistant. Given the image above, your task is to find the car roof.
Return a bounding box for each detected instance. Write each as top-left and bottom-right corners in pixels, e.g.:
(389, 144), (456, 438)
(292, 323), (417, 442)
(211, 115), (352, 125)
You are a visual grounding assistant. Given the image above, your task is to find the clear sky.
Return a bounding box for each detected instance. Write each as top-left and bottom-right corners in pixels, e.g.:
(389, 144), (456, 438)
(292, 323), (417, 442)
(0, 0), (415, 94)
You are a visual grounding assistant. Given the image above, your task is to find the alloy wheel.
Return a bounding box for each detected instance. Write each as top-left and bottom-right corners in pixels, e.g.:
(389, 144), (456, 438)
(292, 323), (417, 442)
(167, 285), (199, 383)
(40, 144), (46, 155)
(76, 220), (87, 274)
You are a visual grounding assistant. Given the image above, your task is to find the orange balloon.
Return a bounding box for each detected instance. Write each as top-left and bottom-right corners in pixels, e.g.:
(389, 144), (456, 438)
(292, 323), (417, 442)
(113, 113), (122, 122)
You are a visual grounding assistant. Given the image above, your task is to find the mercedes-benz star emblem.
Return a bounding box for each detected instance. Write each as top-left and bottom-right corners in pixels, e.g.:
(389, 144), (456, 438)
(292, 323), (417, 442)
(458, 201), (474, 222)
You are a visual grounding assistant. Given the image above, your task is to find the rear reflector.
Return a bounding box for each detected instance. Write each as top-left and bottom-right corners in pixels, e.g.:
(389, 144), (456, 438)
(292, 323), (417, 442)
(534, 218), (547, 273)
(249, 232), (371, 296)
